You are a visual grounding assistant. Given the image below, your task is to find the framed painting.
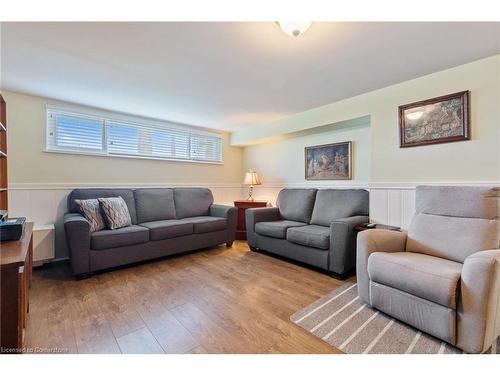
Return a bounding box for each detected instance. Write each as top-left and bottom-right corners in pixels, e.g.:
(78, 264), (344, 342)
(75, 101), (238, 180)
(399, 90), (470, 148)
(305, 141), (352, 180)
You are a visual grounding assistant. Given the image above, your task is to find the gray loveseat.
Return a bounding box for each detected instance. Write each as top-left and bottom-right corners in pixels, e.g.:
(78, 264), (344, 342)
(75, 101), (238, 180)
(246, 188), (369, 278)
(64, 188), (237, 279)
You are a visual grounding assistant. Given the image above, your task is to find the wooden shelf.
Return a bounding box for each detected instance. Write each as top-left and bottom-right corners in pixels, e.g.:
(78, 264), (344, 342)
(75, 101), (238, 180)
(0, 94), (7, 210)
(1, 223), (33, 351)
(0, 157), (7, 190)
(0, 132), (5, 155)
(0, 190), (7, 209)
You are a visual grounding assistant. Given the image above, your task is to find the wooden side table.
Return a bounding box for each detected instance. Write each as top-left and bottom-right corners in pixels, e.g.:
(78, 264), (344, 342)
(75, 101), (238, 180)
(1, 222), (33, 353)
(234, 200), (267, 240)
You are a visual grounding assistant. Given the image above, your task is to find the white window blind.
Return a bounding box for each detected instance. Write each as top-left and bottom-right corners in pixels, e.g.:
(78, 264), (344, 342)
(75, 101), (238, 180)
(46, 107), (223, 163)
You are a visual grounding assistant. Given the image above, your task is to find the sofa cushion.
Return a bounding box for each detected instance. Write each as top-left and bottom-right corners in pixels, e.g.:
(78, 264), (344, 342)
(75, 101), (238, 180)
(68, 188), (138, 224)
(98, 197), (133, 230)
(368, 252), (463, 308)
(287, 225), (330, 250)
(134, 188), (176, 223)
(255, 220), (306, 239)
(180, 216), (227, 234)
(140, 220), (193, 241)
(91, 225), (149, 250)
(174, 188), (214, 219)
(276, 189), (317, 223)
(310, 189), (369, 226)
(75, 198), (106, 232)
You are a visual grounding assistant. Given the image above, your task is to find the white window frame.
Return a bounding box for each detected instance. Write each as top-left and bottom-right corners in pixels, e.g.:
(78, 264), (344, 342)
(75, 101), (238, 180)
(45, 105), (223, 164)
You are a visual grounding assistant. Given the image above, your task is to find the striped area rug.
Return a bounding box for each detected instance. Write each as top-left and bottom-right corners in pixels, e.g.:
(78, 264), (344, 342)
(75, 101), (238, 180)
(291, 283), (500, 354)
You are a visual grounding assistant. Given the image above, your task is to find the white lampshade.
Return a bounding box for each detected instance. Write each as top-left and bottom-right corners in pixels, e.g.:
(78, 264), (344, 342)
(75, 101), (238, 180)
(243, 170), (262, 185)
(278, 22), (312, 37)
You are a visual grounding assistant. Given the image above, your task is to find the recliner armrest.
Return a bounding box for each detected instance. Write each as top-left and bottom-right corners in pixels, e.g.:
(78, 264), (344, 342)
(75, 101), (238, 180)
(328, 215), (370, 277)
(458, 249), (500, 353)
(64, 212), (92, 277)
(356, 229), (407, 303)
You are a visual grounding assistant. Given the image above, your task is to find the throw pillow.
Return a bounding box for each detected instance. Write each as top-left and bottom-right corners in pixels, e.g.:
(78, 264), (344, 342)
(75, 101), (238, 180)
(98, 196), (132, 230)
(75, 198), (106, 232)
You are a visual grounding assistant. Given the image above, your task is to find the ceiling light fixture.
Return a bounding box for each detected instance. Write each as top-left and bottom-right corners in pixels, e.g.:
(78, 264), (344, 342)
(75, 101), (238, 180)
(277, 22), (312, 37)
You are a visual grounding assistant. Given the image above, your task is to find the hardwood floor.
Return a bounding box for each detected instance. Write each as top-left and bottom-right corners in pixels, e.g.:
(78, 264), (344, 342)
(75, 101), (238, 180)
(26, 241), (351, 354)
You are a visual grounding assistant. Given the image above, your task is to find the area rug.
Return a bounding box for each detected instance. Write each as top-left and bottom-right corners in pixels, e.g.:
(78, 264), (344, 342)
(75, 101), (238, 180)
(291, 283), (500, 354)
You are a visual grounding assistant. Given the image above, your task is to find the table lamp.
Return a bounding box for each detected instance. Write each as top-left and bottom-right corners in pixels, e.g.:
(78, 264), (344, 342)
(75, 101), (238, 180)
(243, 170), (262, 201)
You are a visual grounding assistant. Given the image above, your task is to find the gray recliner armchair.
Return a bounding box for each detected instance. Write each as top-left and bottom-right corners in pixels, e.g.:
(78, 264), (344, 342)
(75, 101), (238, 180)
(357, 186), (500, 353)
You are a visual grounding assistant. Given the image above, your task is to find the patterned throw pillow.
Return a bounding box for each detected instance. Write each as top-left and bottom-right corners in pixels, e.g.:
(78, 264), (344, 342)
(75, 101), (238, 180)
(75, 199), (106, 233)
(98, 196), (132, 230)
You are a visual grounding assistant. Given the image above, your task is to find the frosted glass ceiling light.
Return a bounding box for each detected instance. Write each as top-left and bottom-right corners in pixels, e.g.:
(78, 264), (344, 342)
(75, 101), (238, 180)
(278, 22), (312, 37)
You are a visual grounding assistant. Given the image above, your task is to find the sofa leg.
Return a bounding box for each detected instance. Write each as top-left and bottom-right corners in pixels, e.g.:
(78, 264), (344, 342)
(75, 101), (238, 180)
(226, 241), (234, 248)
(75, 272), (92, 280)
(249, 245), (258, 251)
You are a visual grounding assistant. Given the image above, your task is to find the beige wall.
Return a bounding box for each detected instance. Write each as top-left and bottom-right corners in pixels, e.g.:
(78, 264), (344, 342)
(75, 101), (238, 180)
(4, 90), (244, 185)
(4, 56), (500, 259)
(7, 55), (499, 188)
(244, 118), (371, 185)
(235, 54), (500, 184)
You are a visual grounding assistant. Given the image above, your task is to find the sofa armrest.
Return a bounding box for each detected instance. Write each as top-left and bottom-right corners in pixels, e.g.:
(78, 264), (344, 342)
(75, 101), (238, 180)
(356, 229), (407, 303)
(458, 249), (500, 353)
(210, 204), (234, 218)
(245, 207), (280, 247)
(210, 204), (237, 245)
(328, 215), (369, 277)
(64, 213), (91, 276)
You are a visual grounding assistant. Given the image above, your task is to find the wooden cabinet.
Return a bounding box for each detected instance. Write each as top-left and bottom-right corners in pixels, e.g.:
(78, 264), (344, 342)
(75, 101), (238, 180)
(1, 223), (33, 353)
(234, 200), (268, 240)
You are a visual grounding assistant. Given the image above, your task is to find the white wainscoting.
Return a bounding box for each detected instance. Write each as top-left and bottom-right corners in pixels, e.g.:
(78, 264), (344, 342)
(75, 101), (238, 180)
(251, 183), (417, 228)
(8, 181), (498, 261)
(367, 187), (416, 228)
(252, 181), (499, 231)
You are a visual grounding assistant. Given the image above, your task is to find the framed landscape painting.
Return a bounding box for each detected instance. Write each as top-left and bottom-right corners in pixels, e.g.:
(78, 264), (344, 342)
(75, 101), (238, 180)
(305, 141), (352, 180)
(399, 90), (470, 148)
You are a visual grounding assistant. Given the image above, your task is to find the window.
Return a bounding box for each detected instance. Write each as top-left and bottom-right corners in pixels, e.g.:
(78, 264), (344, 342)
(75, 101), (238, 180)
(190, 133), (222, 162)
(107, 122), (140, 155)
(47, 113), (104, 151)
(46, 106), (223, 163)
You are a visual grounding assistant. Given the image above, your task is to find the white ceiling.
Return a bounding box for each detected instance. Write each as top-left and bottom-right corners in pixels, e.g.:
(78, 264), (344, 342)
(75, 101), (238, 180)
(1, 22), (499, 131)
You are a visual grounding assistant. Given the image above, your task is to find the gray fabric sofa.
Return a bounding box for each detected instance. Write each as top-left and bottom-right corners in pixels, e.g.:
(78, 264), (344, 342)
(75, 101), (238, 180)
(357, 186), (500, 353)
(246, 188), (369, 278)
(64, 188), (237, 278)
